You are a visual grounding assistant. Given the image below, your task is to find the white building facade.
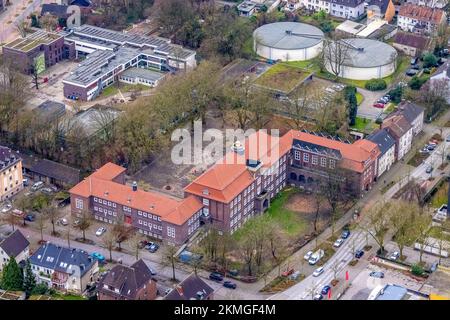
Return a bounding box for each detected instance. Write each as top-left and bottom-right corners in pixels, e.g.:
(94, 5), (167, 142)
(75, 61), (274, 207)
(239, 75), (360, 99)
(302, 0), (365, 19)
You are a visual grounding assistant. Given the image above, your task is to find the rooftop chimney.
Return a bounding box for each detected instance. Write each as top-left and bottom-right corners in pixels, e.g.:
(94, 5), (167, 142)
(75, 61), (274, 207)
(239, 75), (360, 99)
(132, 181), (138, 192)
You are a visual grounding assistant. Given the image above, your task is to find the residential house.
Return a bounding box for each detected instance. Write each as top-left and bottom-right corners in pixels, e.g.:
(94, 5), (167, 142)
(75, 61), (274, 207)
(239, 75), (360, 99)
(382, 115), (413, 160)
(397, 4), (446, 35)
(393, 31), (430, 57)
(164, 273), (214, 300)
(29, 159), (81, 188)
(69, 163), (204, 245)
(391, 101), (425, 136)
(237, 0), (281, 16)
(366, 0), (396, 22)
(405, 0), (447, 9)
(283, 0), (302, 11)
(30, 243), (98, 293)
(0, 146), (24, 201)
(97, 259), (157, 300)
(367, 129), (396, 178)
(302, 0), (365, 20)
(430, 63), (450, 104)
(0, 230), (30, 271)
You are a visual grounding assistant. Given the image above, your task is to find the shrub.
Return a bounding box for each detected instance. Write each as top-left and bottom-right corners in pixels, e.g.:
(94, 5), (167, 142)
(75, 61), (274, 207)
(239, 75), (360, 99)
(408, 76), (427, 90)
(423, 53), (438, 68)
(388, 86), (403, 104)
(365, 78), (387, 91)
(411, 264), (424, 276)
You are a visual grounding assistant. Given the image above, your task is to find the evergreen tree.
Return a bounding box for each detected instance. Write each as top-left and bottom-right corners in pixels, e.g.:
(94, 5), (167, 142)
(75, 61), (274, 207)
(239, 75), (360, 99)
(347, 91), (358, 126)
(0, 258), (24, 291)
(23, 260), (36, 297)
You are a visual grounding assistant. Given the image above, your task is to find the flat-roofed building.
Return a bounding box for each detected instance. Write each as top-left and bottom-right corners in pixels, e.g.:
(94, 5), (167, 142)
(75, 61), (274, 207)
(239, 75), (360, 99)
(3, 29), (65, 74)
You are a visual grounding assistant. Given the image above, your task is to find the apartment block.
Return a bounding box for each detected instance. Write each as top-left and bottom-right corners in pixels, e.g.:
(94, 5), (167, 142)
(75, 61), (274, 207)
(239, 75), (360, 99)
(0, 146), (23, 201)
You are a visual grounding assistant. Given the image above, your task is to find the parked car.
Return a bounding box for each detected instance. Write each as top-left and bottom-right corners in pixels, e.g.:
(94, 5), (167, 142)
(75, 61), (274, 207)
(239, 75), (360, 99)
(282, 268), (295, 277)
(41, 187), (53, 194)
(91, 252), (105, 263)
(373, 102), (385, 109)
(313, 267), (325, 277)
(355, 250), (364, 259)
(95, 227), (107, 237)
(12, 209), (24, 217)
(313, 293), (323, 300)
(321, 285), (331, 295)
(289, 271), (301, 280)
(426, 166), (434, 174)
(144, 242), (154, 250)
(411, 64), (420, 70)
(341, 230), (350, 239)
(58, 218), (68, 226)
(333, 238), (344, 248)
(405, 69), (418, 76)
(24, 213), (36, 222)
(31, 181), (44, 191)
(389, 251), (400, 260)
(410, 57), (418, 65)
(223, 281), (237, 289)
(304, 251), (314, 260)
(427, 145), (436, 151)
(1, 203), (12, 213)
(148, 243), (160, 253)
(22, 178), (29, 187)
(209, 272), (224, 282)
(369, 271), (385, 278)
(149, 268), (157, 276)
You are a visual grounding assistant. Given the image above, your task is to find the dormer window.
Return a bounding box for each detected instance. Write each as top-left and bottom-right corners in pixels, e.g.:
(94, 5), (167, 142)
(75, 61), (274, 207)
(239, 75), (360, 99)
(202, 189), (209, 195)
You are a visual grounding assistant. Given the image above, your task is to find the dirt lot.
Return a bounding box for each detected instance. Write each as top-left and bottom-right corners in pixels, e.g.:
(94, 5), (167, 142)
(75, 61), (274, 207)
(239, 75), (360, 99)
(254, 64), (311, 93)
(285, 193), (332, 214)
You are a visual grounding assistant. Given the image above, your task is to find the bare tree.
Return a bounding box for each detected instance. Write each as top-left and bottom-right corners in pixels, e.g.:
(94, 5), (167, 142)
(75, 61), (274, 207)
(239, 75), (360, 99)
(44, 205), (63, 236)
(162, 244), (179, 281)
(2, 212), (21, 231)
(76, 210), (92, 242)
(101, 229), (116, 262)
(321, 37), (352, 79)
(40, 14), (59, 31)
(390, 201), (420, 260)
(358, 201), (392, 254)
(127, 231), (143, 261)
(36, 213), (47, 243)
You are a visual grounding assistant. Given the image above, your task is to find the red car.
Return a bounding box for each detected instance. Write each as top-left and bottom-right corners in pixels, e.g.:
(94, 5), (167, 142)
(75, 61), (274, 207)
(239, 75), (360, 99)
(282, 268), (295, 277)
(373, 102), (385, 108)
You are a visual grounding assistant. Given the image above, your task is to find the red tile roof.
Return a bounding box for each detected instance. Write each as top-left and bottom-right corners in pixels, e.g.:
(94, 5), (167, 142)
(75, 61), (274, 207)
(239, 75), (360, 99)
(70, 165), (202, 226)
(399, 4), (445, 24)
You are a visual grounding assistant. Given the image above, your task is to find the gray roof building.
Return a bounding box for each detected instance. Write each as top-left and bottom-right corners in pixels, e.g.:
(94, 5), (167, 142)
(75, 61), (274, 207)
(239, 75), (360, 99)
(0, 146), (21, 170)
(395, 101), (425, 125)
(120, 67), (165, 83)
(34, 100), (66, 122)
(30, 243), (96, 277)
(30, 159), (80, 186)
(98, 259), (156, 300)
(325, 0), (364, 7)
(367, 129), (395, 156)
(164, 273), (214, 300)
(0, 230), (29, 259)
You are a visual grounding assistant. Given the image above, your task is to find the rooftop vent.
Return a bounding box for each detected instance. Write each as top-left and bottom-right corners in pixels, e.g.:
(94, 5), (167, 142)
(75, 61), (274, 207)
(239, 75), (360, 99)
(132, 181), (138, 192)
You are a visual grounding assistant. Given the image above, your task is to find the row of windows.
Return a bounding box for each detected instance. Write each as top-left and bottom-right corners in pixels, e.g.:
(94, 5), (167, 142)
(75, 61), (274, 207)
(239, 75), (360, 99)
(188, 211), (201, 226)
(188, 220), (200, 235)
(137, 220), (163, 230)
(94, 206), (117, 217)
(94, 197), (117, 208)
(137, 210), (161, 221)
(294, 150), (336, 169)
(138, 229), (163, 239)
(95, 215), (113, 224)
(167, 226), (176, 238)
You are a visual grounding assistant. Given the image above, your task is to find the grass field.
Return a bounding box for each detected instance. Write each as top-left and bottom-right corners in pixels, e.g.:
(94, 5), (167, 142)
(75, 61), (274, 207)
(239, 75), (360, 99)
(356, 92), (363, 105)
(100, 83), (148, 98)
(265, 188), (309, 237)
(283, 55), (410, 89)
(233, 188), (309, 240)
(254, 64), (311, 93)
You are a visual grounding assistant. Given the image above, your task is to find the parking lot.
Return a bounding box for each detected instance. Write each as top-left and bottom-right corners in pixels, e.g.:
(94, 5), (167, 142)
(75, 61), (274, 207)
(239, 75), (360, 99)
(340, 263), (426, 300)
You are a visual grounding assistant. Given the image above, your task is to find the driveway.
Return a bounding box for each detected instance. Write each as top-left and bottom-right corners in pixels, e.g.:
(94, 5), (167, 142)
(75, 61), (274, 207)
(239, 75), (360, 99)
(356, 87), (388, 120)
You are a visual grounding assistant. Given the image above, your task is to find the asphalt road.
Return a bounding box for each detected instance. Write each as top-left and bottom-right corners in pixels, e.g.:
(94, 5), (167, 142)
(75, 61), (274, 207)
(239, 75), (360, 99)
(269, 129), (450, 300)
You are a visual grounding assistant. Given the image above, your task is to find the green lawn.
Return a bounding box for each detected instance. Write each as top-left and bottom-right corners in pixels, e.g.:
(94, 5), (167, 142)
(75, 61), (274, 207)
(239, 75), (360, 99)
(265, 188), (309, 237)
(350, 116), (376, 133)
(429, 226), (450, 242)
(430, 182), (448, 208)
(100, 83), (149, 98)
(356, 92), (363, 105)
(52, 293), (86, 300)
(254, 64), (311, 93)
(233, 188), (309, 240)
